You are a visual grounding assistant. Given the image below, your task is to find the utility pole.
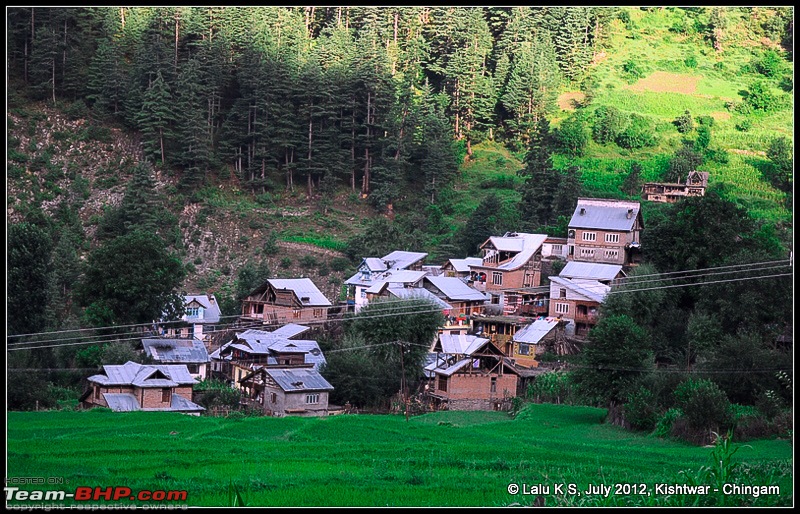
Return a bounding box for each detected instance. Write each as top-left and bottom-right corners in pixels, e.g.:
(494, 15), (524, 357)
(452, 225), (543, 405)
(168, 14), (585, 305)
(398, 340), (409, 422)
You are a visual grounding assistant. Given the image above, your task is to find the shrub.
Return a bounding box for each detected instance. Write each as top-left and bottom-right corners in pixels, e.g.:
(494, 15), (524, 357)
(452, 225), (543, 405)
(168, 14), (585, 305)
(616, 114), (656, 149)
(735, 119), (752, 132)
(330, 257), (352, 272)
(673, 110), (694, 133)
(674, 378), (733, 433)
(684, 53), (698, 68)
(754, 49), (786, 78)
(592, 105), (630, 145)
(694, 125), (711, 151)
(554, 115), (589, 157)
(299, 255), (319, 268)
(655, 407), (682, 438)
(624, 386), (660, 431)
(745, 80), (778, 112)
(280, 257), (292, 269)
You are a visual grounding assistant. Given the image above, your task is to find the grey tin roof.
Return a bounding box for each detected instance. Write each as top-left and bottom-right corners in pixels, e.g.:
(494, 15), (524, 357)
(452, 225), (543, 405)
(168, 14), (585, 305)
(559, 262), (624, 282)
(266, 367), (334, 392)
(474, 233), (548, 271)
(346, 269), (427, 287)
(549, 276), (610, 303)
(513, 318), (561, 344)
(141, 338), (210, 364)
(88, 362), (198, 387)
(269, 323), (311, 339)
(102, 393), (205, 413)
(386, 286), (452, 310)
(381, 250), (428, 270)
(436, 333), (490, 356)
(268, 278), (332, 306)
(569, 198), (641, 231)
(424, 276), (488, 302)
(445, 257), (483, 273)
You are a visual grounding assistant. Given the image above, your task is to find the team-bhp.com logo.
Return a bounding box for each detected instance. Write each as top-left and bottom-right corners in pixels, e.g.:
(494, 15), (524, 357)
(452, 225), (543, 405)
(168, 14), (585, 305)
(6, 486), (188, 503)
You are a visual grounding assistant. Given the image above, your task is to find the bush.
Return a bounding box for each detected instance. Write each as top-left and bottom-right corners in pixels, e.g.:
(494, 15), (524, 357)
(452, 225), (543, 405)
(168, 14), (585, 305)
(754, 49), (786, 78)
(745, 80), (779, 112)
(330, 257), (352, 272)
(592, 105), (630, 145)
(674, 378), (733, 433)
(684, 53), (698, 68)
(279, 257), (292, 269)
(735, 119), (752, 132)
(299, 255), (319, 268)
(554, 115), (589, 157)
(624, 386), (660, 431)
(616, 114), (656, 149)
(655, 408), (682, 438)
(673, 110), (694, 133)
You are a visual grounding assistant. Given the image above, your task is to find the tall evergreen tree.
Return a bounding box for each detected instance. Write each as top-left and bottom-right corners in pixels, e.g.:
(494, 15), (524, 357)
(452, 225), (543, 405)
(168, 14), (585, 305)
(518, 116), (559, 228)
(136, 70), (176, 164)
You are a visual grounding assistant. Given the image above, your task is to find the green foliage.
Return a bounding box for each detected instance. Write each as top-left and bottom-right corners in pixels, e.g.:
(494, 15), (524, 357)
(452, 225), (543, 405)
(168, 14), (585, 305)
(753, 49), (786, 78)
(621, 58), (647, 83)
(299, 255), (319, 268)
(330, 257), (352, 272)
(526, 372), (575, 405)
(554, 114), (589, 157)
(655, 407), (683, 438)
(674, 378), (733, 434)
(764, 136), (793, 192)
(615, 114), (656, 149)
(591, 105), (629, 145)
(673, 110), (694, 134)
(194, 380), (242, 410)
(344, 218), (413, 262)
(8, 222), (54, 335)
(745, 80), (779, 112)
(624, 385), (660, 431)
(77, 230), (186, 326)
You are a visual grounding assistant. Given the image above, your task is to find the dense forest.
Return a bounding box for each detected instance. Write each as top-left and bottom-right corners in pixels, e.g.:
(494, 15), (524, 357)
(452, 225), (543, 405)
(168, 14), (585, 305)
(5, 7), (794, 438)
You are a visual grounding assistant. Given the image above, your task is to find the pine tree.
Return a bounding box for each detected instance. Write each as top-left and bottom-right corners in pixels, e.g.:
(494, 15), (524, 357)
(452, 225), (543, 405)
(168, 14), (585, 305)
(136, 70), (176, 165)
(518, 116), (559, 228)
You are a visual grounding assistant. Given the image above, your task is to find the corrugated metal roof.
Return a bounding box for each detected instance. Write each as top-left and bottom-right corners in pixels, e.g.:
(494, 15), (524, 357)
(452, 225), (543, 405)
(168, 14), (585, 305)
(381, 250), (428, 270)
(363, 258), (388, 272)
(183, 294), (222, 323)
(569, 198), (641, 231)
(437, 358), (471, 377)
(559, 262), (624, 282)
(268, 278), (332, 306)
(141, 338), (209, 364)
(167, 395), (205, 412)
(103, 393), (141, 412)
(90, 361), (198, 387)
(513, 318), (560, 344)
(424, 276), (488, 302)
(475, 233), (548, 271)
(346, 269), (427, 287)
(437, 333), (490, 356)
(446, 257), (483, 273)
(386, 287), (452, 310)
(266, 367), (334, 392)
(269, 323), (311, 339)
(549, 276), (610, 303)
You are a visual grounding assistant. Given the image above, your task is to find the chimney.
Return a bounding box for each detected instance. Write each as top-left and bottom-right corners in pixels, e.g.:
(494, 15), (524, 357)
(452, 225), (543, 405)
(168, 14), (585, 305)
(579, 208), (586, 215)
(627, 208), (633, 219)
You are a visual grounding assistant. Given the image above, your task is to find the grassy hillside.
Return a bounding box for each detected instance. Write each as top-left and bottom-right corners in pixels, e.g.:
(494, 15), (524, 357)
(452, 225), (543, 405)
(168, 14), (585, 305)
(6, 405), (792, 507)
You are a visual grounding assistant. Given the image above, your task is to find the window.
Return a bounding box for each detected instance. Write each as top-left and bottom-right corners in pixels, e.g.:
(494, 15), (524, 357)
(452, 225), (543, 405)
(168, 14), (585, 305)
(555, 303), (569, 314)
(491, 377), (497, 393)
(271, 393), (277, 403)
(492, 272), (503, 285)
(161, 388), (171, 403)
(582, 232), (596, 241)
(604, 249), (619, 260)
(293, 309), (302, 319)
(313, 308), (324, 318)
(559, 288), (567, 299)
(186, 364), (199, 374)
(605, 233), (620, 243)
(306, 393), (320, 404)
(94, 386), (101, 399)
(185, 307), (200, 318)
(438, 376), (448, 392)
(551, 244), (563, 254)
(577, 305), (588, 315)
(360, 289), (367, 298)
(491, 295), (500, 305)
(580, 248), (595, 258)
(518, 343), (530, 356)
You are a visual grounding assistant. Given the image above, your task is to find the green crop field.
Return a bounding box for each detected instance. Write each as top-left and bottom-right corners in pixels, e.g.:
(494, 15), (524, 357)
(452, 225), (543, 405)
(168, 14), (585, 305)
(6, 405), (792, 507)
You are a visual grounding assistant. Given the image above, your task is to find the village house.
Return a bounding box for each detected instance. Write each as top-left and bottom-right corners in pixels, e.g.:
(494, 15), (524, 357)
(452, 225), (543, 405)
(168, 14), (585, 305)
(240, 278), (331, 324)
(440, 257), (483, 280)
(510, 317), (567, 369)
(548, 276), (610, 339)
(558, 261), (626, 286)
(470, 313), (538, 357)
(422, 276), (488, 333)
(211, 325), (326, 389)
(344, 250), (428, 312)
(161, 294), (222, 344)
(239, 366), (334, 417)
(498, 286), (551, 318)
(468, 232), (548, 311)
(140, 338), (210, 380)
(567, 198), (644, 266)
(81, 361), (204, 415)
(642, 171), (709, 203)
(424, 333), (519, 411)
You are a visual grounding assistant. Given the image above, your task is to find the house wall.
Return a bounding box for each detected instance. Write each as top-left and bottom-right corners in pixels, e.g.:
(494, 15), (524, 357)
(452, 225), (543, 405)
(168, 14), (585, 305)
(569, 228), (630, 265)
(261, 384), (329, 417)
(439, 373), (518, 401)
(244, 304), (326, 324)
(89, 385), (135, 408)
(472, 262), (541, 293)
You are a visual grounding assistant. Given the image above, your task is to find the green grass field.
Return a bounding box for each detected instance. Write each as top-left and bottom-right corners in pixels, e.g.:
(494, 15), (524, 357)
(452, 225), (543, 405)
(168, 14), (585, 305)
(6, 404), (792, 507)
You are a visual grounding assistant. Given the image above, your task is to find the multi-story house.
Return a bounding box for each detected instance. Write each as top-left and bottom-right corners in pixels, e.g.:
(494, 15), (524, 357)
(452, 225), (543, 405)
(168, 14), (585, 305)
(345, 250), (428, 312)
(160, 294), (222, 344)
(468, 232), (548, 308)
(241, 278), (331, 325)
(567, 198), (644, 266)
(548, 276), (610, 339)
(642, 171), (709, 203)
(440, 257), (483, 280)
